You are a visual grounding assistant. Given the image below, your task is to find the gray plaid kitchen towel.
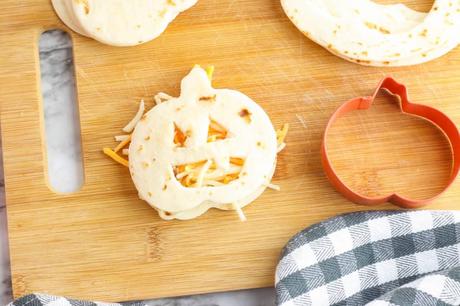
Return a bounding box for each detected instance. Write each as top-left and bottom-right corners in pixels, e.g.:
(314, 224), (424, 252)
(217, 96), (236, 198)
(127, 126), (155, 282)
(275, 210), (460, 306)
(8, 211), (460, 306)
(8, 294), (145, 306)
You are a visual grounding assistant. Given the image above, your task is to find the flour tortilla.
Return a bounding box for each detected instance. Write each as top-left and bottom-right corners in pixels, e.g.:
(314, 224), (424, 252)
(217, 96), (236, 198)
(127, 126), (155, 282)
(129, 67), (278, 220)
(281, 0), (460, 66)
(52, 0), (87, 36)
(52, 0), (197, 46)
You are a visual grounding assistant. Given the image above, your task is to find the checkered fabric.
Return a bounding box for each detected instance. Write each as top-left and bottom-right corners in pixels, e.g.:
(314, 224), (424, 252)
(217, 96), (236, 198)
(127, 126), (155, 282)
(368, 266), (460, 305)
(7, 293), (145, 306)
(276, 210), (460, 306)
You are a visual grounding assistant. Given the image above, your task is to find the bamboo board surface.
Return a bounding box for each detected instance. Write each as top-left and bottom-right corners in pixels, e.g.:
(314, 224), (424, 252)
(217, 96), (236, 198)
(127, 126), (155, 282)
(0, 0), (459, 302)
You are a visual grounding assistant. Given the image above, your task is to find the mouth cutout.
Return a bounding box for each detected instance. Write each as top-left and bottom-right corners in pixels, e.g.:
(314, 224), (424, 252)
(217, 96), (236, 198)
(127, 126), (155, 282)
(321, 77), (460, 208)
(173, 158), (245, 188)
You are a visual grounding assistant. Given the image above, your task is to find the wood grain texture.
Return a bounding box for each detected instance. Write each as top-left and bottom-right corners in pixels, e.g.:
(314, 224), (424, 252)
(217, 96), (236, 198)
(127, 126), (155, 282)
(0, 0), (459, 302)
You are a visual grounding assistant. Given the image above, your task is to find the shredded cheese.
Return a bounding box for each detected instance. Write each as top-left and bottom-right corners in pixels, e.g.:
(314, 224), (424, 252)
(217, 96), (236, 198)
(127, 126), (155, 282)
(205, 66), (215, 81)
(196, 160), (212, 187)
(233, 203), (247, 222)
(103, 148), (129, 167)
(122, 99), (145, 133)
(122, 149), (129, 156)
(276, 123), (289, 146)
(176, 170), (191, 180)
(208, 119), (227, 142)
(277, 142), (286, 153)
(202, 180), (225, 186)
(265, 182), (281, 191)
(174, 160), (242, 187)
(174, 123), (187, 146)
(207, 135), (218, 142)
(115, 135), (130, 142)
(193, 64), (214, 81)
(114, 134), (132, 153)
(230, 157), (245, 166)
(221, 173), (240, 184)
(209, 119), (226, 133)
(182, 174), (197, 187)
(154, 92), (173, 105)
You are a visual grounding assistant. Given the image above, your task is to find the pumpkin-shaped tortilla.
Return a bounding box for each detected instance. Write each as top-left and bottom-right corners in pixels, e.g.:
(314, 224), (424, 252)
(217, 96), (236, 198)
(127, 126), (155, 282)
(282, 0), (460, 66)
(52, 0), (197, 46)
(129, 67), (278, 220)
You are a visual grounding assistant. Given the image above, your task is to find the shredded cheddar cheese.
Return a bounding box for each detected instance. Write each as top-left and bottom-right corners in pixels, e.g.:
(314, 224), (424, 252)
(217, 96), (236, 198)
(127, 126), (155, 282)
(173, 123), (187, 146)
(207, 119), (227, 142)
(230, 157), (245, 166)
(114, 134), (132, 153)
(196, 160), (212, 187)
(115, 135), (130, 142)
(209, 119), (226, 132)
(233, 203), (247, 222)
(202, 180), (225, 186)
(123, 99), (145, 133)
(265, 182), (281, 191)
(276, 123), (289, 146)
(103, 147), (129, 167)
(174, 159), (243, 188)
(194, 64), (214, 81)
(205, 66), (215, 81)
(277, 142), (286, 153)
(220, 173), (240, 184)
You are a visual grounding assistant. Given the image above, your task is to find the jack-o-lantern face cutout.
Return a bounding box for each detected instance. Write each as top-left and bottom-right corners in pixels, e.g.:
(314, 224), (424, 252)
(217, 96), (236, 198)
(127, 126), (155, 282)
(129, 67), (279, 220)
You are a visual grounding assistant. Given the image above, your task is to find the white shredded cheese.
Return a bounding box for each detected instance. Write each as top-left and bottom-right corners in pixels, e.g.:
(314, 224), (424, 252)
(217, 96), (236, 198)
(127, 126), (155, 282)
(122, 149), (129, 156)
(176, 170), (192, 180)
(202, 180), (225, 187)
(277, 142), (286, 153)
(115, 135), (130, 142)
(123, 99), (145, 133)
(266, 182), (281, 191)
(196, 160), (212, 188)
(204, 167), (241, 180)
(233, 203), (247, 222)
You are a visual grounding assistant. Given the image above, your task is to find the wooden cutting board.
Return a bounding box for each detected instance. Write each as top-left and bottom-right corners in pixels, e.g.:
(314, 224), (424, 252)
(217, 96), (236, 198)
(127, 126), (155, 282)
(0, 0), (459, 302)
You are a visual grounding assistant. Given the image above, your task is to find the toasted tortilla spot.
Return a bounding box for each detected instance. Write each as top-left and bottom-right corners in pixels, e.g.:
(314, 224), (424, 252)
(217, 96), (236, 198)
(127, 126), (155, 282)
(75, 0), (90, 14)
(238, 108), (252, 123)
(199, 95), (216, 102)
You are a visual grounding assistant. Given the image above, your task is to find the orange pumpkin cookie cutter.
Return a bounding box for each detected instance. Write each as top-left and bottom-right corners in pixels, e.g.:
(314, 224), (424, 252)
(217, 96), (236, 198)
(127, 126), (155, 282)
(321, 77), (460, 208)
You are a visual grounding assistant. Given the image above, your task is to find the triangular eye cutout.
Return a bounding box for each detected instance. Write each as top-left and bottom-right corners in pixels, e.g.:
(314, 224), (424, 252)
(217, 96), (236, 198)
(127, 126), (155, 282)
(207, 119), (228, 142)
(173, 123), (187, 147)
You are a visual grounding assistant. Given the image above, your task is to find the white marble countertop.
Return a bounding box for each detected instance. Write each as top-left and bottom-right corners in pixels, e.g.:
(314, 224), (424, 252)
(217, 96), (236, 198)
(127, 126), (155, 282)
(0, 30), (276, 306)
